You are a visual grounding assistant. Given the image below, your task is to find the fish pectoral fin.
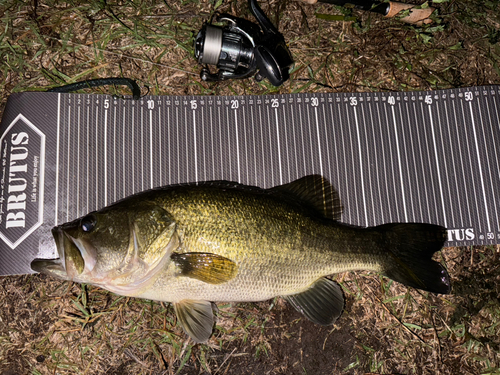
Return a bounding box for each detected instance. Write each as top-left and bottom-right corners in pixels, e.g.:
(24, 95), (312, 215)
(283, 277), (344, 326)
(171, 253), (238, 285)
(174, 300), (214, 343)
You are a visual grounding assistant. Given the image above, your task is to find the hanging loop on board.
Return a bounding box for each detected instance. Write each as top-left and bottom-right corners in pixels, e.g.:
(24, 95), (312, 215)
(46, 78), (143, 100)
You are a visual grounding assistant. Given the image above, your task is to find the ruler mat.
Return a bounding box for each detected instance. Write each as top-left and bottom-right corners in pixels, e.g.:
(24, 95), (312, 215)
(0, 86), (499, 275)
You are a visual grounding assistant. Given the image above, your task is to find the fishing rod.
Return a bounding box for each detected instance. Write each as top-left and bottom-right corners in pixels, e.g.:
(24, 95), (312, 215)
(192, 0), (433, 87)
(306, 0), (435, 25)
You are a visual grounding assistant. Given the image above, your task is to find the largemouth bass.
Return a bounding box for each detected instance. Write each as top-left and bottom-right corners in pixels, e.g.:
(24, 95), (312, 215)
(32, 175), (451, 342)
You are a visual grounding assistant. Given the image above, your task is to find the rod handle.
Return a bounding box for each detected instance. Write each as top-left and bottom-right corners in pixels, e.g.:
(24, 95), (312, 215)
(299, 0), (435, 25)
(385, 2), (435, 25)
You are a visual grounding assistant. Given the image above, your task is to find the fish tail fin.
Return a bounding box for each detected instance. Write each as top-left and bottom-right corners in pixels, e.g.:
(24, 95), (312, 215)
(378, 223), (451, 294)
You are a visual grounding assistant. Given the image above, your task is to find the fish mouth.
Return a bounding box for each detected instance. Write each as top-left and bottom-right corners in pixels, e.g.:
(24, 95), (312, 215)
(31, 226), (91, 280)
(31, 226), (67, 278)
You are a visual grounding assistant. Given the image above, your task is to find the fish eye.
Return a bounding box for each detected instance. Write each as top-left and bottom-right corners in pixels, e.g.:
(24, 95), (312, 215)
(81, 215), (97, 232)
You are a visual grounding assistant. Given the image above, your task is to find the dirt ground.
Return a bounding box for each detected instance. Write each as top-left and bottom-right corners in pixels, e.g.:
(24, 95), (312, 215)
(1, 0), (500, 374)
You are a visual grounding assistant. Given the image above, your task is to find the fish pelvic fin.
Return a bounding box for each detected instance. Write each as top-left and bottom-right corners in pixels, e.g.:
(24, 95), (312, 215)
(378, 223), (451, 294)
(283, 277), (344, 326)
(174, 300), (214, 343)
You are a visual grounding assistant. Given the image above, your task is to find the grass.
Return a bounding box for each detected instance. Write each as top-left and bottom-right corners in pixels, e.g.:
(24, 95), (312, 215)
(1, 0), (500, 374)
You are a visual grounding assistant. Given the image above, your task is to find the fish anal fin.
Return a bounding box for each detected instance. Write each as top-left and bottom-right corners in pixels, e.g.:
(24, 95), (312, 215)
(283, 277), (344, 326)
(171, 253), (238, 284)
(269, 175), (343, 220)
(174, 300), (214, 343)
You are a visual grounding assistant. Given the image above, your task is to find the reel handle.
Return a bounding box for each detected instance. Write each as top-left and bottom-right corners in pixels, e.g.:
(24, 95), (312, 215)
(248, 0), (280, 36)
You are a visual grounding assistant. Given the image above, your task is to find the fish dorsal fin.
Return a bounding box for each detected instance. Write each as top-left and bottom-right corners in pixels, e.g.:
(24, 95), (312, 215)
(171, 253), (238, 284)
(283, 277), (344, 326)
(174, 300), (214, 343)
(269, 175), (343, 220)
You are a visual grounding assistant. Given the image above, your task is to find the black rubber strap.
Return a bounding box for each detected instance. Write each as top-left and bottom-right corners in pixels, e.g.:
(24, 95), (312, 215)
(46, 78), (141, 100)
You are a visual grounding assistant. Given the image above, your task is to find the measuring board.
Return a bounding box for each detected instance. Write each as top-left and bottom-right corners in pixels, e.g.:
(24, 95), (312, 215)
(0, 86), (499, 275)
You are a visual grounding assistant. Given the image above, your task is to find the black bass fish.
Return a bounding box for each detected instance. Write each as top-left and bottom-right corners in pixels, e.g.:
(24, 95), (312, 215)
(32, 175), (450, 342)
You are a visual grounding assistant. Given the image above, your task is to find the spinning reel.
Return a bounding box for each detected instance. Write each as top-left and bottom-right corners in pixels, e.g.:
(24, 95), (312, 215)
(194, 0), (294, 86)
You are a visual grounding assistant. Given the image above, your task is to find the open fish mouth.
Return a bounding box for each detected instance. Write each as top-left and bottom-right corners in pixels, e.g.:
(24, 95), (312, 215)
(31, 226), (92, 280)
